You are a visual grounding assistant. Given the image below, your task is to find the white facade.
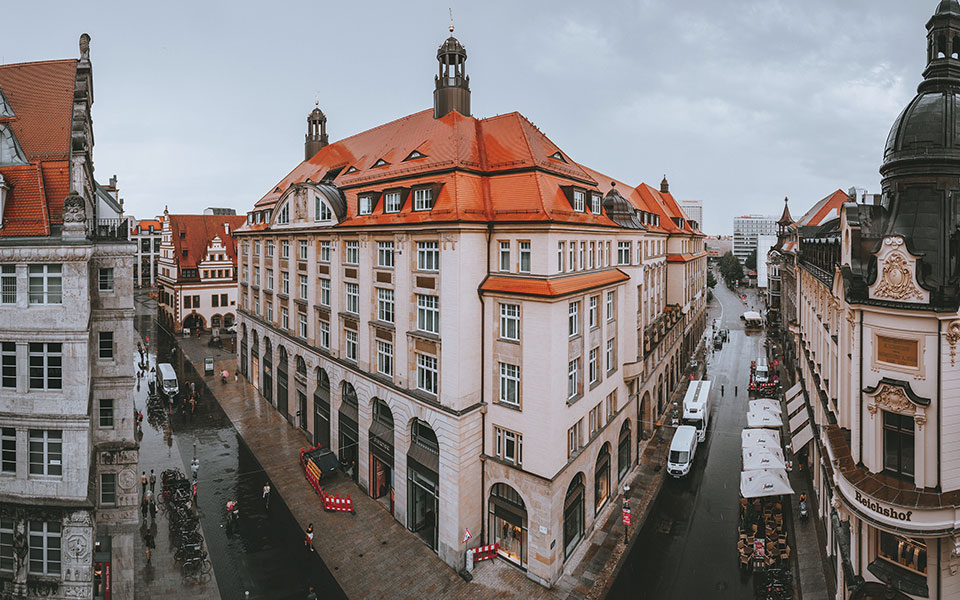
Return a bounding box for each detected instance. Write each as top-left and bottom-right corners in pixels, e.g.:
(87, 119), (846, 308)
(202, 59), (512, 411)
(678, 200), (703, 230)
(755, 234), (776, 289)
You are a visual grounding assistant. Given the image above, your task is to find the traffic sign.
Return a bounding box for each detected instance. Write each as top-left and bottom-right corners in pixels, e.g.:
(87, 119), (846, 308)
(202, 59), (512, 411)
(462, 528), (472, 544)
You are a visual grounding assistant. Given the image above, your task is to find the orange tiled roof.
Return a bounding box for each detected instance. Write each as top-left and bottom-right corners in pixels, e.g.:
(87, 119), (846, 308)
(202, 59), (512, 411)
(666, 251), (707, 263)
(131, 218), (163, 235)
(794, 189), (847, 229)
(0, 59), (77, 237)
(167, 214), (247, 270)
(479, 270), (629, 298)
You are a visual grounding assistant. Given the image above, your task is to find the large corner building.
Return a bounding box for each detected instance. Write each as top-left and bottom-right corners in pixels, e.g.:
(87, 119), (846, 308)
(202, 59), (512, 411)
(234, 29), (707, 586)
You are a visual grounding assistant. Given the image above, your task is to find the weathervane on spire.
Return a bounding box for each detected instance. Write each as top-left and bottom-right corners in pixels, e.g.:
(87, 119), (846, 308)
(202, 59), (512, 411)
(449, 8), (454, 33)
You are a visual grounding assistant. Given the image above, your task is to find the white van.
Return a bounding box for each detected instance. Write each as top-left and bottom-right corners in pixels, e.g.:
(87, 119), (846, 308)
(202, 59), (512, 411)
(667, 425), (698, 478)
(682, 380), (712, 442)
(156, 363), (179, 397)
(755, 358), (770, 384)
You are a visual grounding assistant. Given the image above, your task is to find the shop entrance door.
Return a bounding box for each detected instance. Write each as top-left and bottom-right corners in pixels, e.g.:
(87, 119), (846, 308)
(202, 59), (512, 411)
(407, 466), (438, 551)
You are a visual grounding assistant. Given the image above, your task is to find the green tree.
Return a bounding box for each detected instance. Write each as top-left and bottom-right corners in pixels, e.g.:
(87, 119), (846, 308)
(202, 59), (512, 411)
(719, 251), (744, 283)
(745, 249), (758, 270)
(706, 270), (717, 289)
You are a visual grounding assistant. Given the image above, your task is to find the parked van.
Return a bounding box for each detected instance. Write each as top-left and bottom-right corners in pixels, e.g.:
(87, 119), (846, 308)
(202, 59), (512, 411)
(682, 380), (712, 442)
(667, 425), (698, 478)
(156, 363), (179, 397)
(754, 358), (770, 384)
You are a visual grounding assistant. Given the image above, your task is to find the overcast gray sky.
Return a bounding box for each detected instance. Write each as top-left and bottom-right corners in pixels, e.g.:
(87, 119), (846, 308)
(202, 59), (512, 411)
(2, 0), (939, 234)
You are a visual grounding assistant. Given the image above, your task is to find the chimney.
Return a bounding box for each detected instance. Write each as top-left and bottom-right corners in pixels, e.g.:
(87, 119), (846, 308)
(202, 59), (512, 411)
(224, 222), (230, 236)
(109, 175), (117, 188)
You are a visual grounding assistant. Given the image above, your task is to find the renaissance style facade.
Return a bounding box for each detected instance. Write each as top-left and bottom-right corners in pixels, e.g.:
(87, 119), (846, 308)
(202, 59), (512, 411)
(0, 36), (138, 599)
(234, 29), (706, 586)
(789, 3), (960, 598)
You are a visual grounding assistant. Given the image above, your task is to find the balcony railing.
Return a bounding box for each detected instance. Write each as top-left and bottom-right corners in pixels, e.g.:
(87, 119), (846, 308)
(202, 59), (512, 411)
(92, 218), (129, 241)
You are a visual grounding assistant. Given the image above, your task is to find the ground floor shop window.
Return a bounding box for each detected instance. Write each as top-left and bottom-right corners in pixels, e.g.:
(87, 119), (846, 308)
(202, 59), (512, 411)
(564, 473), (585, 559)
(489, 483), (527, 568)
(407, 465), (438, 551)
(595, 444), (611, 513)
(878, 531), (926, 575)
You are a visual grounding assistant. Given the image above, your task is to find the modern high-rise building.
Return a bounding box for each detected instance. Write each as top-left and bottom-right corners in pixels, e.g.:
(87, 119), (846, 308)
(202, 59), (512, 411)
(678, 200), (702, 230)
(234, 27), (707, 587)
(0, 36), (138, 599)
(733, 214), (777, 264)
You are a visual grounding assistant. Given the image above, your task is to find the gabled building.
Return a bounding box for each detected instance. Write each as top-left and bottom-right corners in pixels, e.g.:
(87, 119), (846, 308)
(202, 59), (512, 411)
(0, 36), (138, 599)
(156, 210), (245, 334)
(129, 215), (163, 287)
(234, 28), (706, 587)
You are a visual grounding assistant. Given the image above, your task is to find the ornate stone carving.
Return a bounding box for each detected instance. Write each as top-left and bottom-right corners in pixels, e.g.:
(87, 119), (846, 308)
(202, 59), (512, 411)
(64, 511), (91, 527)
(866, 383), (927, 430)
(62, 193), (86, 223)
(914, 413), (927, 431)
(0, 246), (92, 262)
(949, 533), (960, 575)
(846, 310), (856, 348)
(118, 468), (136, 490)
(946, 320), (960, 367)
(294, 188), (307, 221)
(874, 253), (924, 300)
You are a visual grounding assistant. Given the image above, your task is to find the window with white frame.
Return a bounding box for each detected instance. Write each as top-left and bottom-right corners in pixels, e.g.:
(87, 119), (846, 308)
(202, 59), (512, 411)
(276, 204), (289, 224)
(606, 290), (615, 321)
(98, 268), (114, 292)
(413, 188), (434, 211)
(254, 267), (261, 286)
(299, 240), (308, 260)
(568, 301), (579, 336)
(317, 199), (333, 221)
(266, 301), (274, 321)
(519, 241), (531, 273)
(345, 241), (359, 265)
(377, 288), (395, 323)
(1, 266), (15, 304)
(99, 398), (114, 428)
(384, 191), (402, 213)
(417, 295), (439, 334)
(266, 268), (274, 290)
(558, 242), (565, 272)
(1, 342), (15, 389)
(359, 195), (374, 216)
(28, 265), (62, 305)
(591, 194), (602, 215)
(99, 331), (113, 360)
(568, 420), (582, 457)
(345, 330), (358, 362)
(267, 241), (274, 257)
(28, 521), (60, 576)
(606, 241), (611, 267)
(281, 271), (290, 295)
(319, 278), (330, 306)
(254, 297), (261, 316)
(589, 296), (598, 328)
(28, 343), (61, 390)
(568, 242), (575, 273)
(345, 283), (359, 314)
(573, 190), (585, 212)
(101, 472), (116, 506)
(319, 320), (330, 349)
(499, 304), (520, 341)
(417, 241), (439, 271)
(2, 427), (16, 473)
(607, 338), (616, 371)
(589, 348), (599, 384)
(499, 241), (510, 272)
(495, 427), (522, 466)
(568, 358), (579, 399)
(281, 240), (290, 258)
(254, 241), (261, 256)
(320, 241), (331, 262)
(299, 312), (307, 338)
(499, 363), (520, 406)
(281, 307), (289, 329)
(377, 341), (393, 377)
(578, 242), (585, 270)
(589, 242), (595, 269)
(417, 353), (438, 394)
(606, 390), (617, 419)
(299, 274), (308, 299)
(242, 266), (248, 283)
(377, 241), (395, 268)
(589, 403), (601, 437)
(28, 430), (61, 476)
(618, 242), (631, 265)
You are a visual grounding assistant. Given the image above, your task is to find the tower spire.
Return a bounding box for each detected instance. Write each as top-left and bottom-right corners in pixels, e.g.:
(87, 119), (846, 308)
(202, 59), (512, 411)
(433, 22), (471, 119)
(305, 102), (328, 160)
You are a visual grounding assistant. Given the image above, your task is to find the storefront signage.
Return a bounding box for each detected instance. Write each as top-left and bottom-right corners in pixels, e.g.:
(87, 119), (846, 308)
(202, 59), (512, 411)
(876, 336), (919, 368)
(370, 434), (393, 457)
(855, 491), (912, 522)
(621, 508), (631, 526)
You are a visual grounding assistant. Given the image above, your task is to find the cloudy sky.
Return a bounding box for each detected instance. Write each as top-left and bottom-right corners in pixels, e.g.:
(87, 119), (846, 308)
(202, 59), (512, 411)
(2, 0), (939, 234)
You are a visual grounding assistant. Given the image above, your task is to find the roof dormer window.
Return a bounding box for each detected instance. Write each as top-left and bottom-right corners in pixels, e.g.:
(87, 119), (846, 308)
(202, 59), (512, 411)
(0, 124), (28, 166)
(372, 158), (390, 168)
(359, 195), (374, 216)
(404, 150), (427, 161)
(573, 190), (585, 212)
(384, 190), (403, 213)
(591, 194), (602, 215)
(0, 89), (13, 118)
(413, 187), (434, 211)
(550, 151), (566, 162)
(345, 166), (359, 174)
(276, 203), (289, 225)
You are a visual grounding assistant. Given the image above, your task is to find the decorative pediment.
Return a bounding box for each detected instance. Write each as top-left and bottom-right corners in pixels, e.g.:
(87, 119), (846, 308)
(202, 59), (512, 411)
(864, 378), (929, 430)
(869, 236), (929, 304)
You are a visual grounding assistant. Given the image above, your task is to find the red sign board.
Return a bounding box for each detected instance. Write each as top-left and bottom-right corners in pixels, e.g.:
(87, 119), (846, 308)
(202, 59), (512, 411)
(754, 539), (765, 558)
(105, 561), (111, 600)
(622, 508), (632, 526)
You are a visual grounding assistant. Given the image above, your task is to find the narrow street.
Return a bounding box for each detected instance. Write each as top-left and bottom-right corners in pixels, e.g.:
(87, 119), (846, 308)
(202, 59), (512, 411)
(609, 275), (766, 599)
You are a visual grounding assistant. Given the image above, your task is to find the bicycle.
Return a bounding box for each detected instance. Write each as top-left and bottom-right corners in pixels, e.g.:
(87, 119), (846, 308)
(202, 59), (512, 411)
(174, 543), (207, 563)
(181, 556), (212, 580)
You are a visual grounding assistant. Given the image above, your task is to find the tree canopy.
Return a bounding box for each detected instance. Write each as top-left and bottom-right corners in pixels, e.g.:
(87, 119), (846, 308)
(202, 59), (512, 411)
(719, 251), (744, 282)
(745, 249), (758, 270)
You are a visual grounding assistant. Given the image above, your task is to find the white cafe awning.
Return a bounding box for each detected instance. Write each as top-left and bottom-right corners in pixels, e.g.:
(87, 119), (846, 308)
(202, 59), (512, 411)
(742, 446), (787, 471)
(749, 399), (782, 416)
(741, 428), (781, 450)
(740, 468), (795, 498)
(747, 410), (783, 428)
(787, 385), (814, 452)
(785, 383), (804, 417)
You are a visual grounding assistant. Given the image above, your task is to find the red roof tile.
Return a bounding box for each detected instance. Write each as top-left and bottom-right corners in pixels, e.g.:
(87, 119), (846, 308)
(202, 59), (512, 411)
(794, 189), (847, 228)
(479, 270), (629, 298)
(167, 214), (247, 270)
(666, 251), (707, 263)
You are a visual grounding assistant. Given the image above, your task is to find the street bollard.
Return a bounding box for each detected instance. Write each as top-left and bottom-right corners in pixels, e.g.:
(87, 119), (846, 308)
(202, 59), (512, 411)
(466, 548), (475, 572)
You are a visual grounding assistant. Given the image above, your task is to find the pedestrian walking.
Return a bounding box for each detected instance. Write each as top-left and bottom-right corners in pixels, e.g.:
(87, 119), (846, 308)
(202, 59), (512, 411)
(140, 472), (147, 496)
(140, 496), (148, 520)
(149, 497), (157, 520)
(305, 523), (314, 552)
(149, 469), (156, 491)
(262, 483), (271, 509)
(191, 457), (199, 480)
(144, 529), (155, 563)
(145, 488), (154, 506)
(306, 586), (318, 600)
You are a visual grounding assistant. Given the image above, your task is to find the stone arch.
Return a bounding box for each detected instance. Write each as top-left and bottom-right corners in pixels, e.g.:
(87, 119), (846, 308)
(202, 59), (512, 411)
(277, 345), (289, 418)
(210, 313), (223, 329)
(563, 472), (585, 560)
(594, 442), (612, 513)
(224, 313), (235, 328)
(487, 481), (528, 567)
(183, 312), (205, 332)
(313, 367), (332, 448)
(618, 420), (632, 481)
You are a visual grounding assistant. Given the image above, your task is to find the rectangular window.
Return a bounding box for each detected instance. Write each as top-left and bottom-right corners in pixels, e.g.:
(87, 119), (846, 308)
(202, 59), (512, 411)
(267, 241), (274, 257)
(589, 242), (595, 269)
(1, 428), (15, 473)
(568, 358), (579, 399)
(320, 278), (331, 306)
(883, 411), (915, 478)
(100, 472), (116, 506)
(877, 532), (926, 576)
(618, 242), (631, 265)
(498, 241), (510, 272)
(266, 268), (274, 290)
(317, 200), (332, 221)
(606, 241), (611, 267)
(591, 194), (602, 215)
(413, 188), (434, 211)
(589, 348), (599, 384)
(28, 430), (62, 476)
(299, 240), (308, 260)
(254, 267), (261, 286)
(281, 240), (289, 259)
(98, 399), (114, 428)
(254, 241), (261, 256)
(281, 271), (290, 295)
(0, 518), (11, 572)
(345, 241), (359, 265)
(299, 312), (307, 338)
(98, 268), (114, 292)
(417, 295), (439, 334)
(99, 331), (114, 360)
(266, 301), (273, 321)
(1, 342), (15, 389)
(495, 427), (522, 466)
(384, 191), (402, 213)
(578, 242), (585, 270)
(558, 242), (564, 272)
(417, 241), (439, 271)
(417, 353), (438, 394)
(212, 294), (220, 307)
(499, 304), (520, 341)
(573, 190), (585, 212)
(377, 288), (395, 323)
(606, 338), (615, 372)
(28, 265), (62, 305)
(519, 241), (531, 273)
(569, 301), (579, 337)
(281, 307), (289, 329)
(1, 265), (15, 304)
(588, 296), (597, 328)
(28, 343), (62, 390)
(299, 274), (308, 299)
(606, 390), (618, 420)
(359, 196), (373, 216)
(254, 297), (261, 316)
(345, 283), (359, 314)
(320, 241), (331, 263)
(377, 241), (395, 268)
(589, 404), (601, 437)
(377, 341), (393, 377)
(319, 321), (330, 349)
(345, 330), (358, 362)
(28, 521), (60, 576)
(607, 291), (615, 321)
(499, 363), (520, 406)
(568, 242), (575, 273)
(568, 420), (582, 457)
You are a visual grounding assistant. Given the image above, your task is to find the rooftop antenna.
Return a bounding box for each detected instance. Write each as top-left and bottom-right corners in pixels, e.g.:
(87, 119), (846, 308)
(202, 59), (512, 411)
(449, 7), (454, 33)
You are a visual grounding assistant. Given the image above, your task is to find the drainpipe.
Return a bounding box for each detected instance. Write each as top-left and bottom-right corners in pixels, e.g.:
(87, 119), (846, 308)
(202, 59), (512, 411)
(937, 319), (942, 489)
(478, 223), (493, 544)
(858, 310), (863, 464)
